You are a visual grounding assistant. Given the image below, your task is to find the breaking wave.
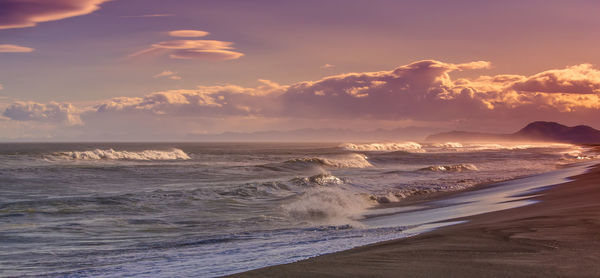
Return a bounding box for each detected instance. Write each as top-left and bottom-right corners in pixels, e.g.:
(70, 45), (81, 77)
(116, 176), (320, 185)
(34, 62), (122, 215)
(341, 142), (424, 152)
(292, 173), (347, 186)
(562, 150), (595, 160)
(50, 148), (191, 161)
(428, 142), (577, 153)
(419, 164), (479, 172)
(432, 142), (463, 148)
(283, 187), (373, 225)
(283, 153), (372, 169)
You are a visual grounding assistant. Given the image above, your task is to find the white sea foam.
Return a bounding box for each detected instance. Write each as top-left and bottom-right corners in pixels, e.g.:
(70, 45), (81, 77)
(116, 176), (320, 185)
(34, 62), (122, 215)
(52, 148), (191, 161)
(341, 142), (424, 152)
(419, 163), (479, 172)
(562, 150), (594, 160)
(432, 142), (463, 148)
(427, 142), (578, 153)
(292, 173), (346, 186)
(285, 153), (372, 168)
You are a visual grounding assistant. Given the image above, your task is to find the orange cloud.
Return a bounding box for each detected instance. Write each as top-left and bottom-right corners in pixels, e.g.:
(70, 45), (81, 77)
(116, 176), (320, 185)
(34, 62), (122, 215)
(0, 44), (34, 53)
(511, 64), (600, 94)
(168, 30), (210, 38)
(0, 0), (111, 30)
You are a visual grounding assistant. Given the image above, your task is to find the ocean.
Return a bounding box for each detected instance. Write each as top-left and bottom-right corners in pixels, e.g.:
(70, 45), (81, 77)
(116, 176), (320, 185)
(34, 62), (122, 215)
(0, 142), (595, 277)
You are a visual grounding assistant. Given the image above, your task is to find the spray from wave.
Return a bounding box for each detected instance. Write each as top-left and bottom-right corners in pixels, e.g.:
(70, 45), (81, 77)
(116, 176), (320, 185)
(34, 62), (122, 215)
(50, 148), (191, 161)
(283, 187), (373, 226)
(341, 142), (424, 152)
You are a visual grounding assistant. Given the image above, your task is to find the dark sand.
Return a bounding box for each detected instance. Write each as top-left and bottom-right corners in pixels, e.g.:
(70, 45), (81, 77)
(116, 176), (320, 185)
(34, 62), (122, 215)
(232, 163), (600, 277)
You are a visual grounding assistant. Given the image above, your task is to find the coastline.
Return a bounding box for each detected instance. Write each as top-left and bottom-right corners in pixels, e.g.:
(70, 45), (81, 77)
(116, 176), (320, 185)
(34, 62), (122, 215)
(232, 162), (600, 277)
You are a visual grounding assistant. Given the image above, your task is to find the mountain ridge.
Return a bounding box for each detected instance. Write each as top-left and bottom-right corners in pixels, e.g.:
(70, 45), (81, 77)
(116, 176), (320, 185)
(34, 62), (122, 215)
(427, 121), (600, 144)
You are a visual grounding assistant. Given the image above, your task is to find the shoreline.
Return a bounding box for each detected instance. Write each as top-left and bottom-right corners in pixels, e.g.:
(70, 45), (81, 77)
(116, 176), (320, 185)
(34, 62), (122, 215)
(232, 162), (600, 277)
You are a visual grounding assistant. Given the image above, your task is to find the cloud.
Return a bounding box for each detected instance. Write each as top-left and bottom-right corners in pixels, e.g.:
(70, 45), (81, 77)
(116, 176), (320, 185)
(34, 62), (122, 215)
(168, 49), (244, 60)
(0, 44), (34, 53)
(130, 34), (244, 61)
(4, 60), (600, 132)
(510, 64), (600, 94)
(95, 80), (285, 117)
(168, 30), (210, 38)
(91, 60), (600, 121)
(2, 101), (82, 125)
(0, 0), (111, 30)
(321, 64), (334, 69)
(153, 70), (182, 80)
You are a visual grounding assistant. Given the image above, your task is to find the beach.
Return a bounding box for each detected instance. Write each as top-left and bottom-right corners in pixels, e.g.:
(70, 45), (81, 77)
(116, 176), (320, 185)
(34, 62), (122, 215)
(234, 162), (600, 277)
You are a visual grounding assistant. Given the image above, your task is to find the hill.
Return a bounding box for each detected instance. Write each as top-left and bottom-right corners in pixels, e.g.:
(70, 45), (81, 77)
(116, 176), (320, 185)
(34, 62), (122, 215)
(427, 121), (600, 144)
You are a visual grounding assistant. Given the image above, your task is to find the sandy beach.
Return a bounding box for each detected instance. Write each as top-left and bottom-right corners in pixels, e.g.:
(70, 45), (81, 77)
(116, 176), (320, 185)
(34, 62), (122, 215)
(233, 163), (600, 277)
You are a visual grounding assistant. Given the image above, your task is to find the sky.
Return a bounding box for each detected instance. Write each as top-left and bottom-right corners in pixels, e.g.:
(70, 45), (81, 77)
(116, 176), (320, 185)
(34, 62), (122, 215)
(1, 0), (600, 141)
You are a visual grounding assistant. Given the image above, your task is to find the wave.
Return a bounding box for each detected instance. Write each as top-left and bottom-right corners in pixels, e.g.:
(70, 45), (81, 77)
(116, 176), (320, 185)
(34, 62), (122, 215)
(283, 187), (373, 226)
(283, 153), (372, 169)
(50, 148), (191, 161)
(216, 181), (292, 199)
(291, 173), (347, 186)
(562, 150), (595, 160)
(427, 142), (577, 153)
(432, 142), (463, 148)
(341, 142), (424, 152)
(419, 163), (478, 172)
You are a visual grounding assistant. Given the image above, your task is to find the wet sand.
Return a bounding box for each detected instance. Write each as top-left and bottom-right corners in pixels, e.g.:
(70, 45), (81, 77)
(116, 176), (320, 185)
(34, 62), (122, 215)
(232, 163), (600, 277)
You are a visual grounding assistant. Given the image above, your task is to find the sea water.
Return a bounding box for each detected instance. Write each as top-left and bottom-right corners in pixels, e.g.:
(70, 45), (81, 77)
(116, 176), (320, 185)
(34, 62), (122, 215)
(0, 142), (595, 277)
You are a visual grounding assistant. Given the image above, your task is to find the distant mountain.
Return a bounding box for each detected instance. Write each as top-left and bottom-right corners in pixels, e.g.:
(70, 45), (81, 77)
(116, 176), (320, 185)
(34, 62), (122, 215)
(426, 121), (600, 144)
(186, 126), (441, 142)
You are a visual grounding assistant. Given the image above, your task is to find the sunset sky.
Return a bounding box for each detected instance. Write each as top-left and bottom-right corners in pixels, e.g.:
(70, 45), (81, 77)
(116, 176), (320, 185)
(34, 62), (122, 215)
(1, 0), (600, 140)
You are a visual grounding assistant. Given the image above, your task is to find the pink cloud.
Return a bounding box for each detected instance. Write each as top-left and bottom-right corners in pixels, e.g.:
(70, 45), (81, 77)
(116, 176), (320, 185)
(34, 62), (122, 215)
(2, 101), (82, 125)
(0, 44), (34, 53)
(153, 70), (182, 80)
(169, 49), (244, 60)
(0, 0), (111, 30)
(131, 35), (244, 61)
